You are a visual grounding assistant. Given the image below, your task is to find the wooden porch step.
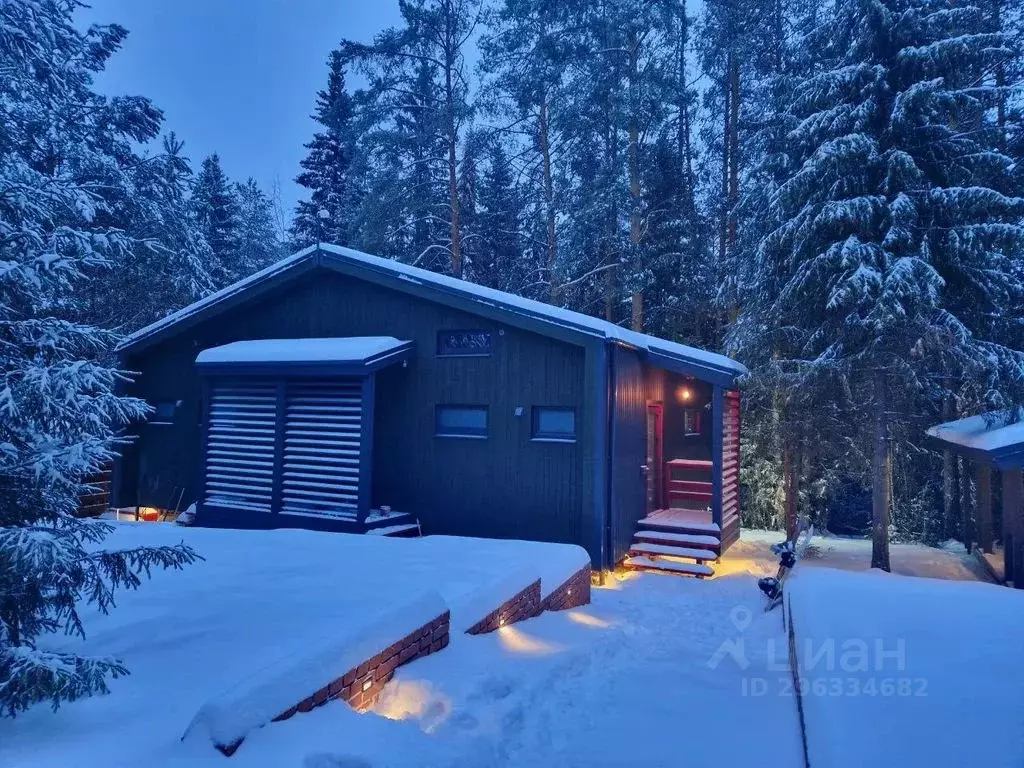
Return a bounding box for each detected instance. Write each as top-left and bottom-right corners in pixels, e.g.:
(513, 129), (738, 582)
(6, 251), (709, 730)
(623, 556), (714, 578)
(365, 523), (420, 537)
(628, 542), (718, 562)
(633, 530), (720, 550)
(638, 513), (721, 535)
(665, 459), (713, 471)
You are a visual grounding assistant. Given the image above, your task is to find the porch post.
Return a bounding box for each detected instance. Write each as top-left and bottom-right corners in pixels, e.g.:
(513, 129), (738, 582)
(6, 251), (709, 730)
(1003, 467), (1022, 588)
(976, 465), (994, 554)
(357, 375), (376, 525)
(711, 385), (724, 529)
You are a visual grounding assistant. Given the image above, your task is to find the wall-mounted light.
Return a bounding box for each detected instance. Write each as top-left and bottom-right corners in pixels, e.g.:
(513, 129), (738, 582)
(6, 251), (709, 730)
(676, 385), (694, 403)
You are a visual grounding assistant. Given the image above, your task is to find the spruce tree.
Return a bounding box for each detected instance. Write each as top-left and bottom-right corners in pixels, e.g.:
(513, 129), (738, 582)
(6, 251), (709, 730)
(752, 0), (1024, 567)
(0, 0), (198, 716)
(235, 178), (282, 277)
(292, 51), (361, 248)
(192, 153), (241, 287)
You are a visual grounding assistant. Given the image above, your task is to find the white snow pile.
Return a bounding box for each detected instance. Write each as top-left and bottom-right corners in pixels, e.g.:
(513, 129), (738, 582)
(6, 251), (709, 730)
(926, 408), (1024, 451)
(184, 591), (446, 749)
(787, 567), (1024, 768)
(0, 524), (588, 768)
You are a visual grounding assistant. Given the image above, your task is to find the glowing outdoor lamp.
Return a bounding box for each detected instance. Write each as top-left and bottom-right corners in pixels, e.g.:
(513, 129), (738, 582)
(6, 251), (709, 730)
(676, 385), (694, 403)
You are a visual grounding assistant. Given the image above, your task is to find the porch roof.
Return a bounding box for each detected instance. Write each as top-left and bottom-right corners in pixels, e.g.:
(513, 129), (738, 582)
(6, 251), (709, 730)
(924, 410), (1024, 469)
(195, 336), (413, 376)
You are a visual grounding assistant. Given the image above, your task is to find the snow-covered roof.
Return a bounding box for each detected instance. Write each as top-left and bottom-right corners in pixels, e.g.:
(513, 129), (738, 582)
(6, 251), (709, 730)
(925, 410), (1024, 468)
(120, 244), (747, 383)
(195, 337), (410, 366)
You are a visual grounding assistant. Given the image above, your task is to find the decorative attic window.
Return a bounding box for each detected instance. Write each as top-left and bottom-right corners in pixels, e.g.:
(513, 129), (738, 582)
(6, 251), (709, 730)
(437, 330), (493, 357)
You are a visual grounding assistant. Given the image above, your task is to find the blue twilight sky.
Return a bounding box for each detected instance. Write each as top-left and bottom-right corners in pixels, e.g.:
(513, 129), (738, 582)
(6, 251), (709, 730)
(79, 1), (404, 217)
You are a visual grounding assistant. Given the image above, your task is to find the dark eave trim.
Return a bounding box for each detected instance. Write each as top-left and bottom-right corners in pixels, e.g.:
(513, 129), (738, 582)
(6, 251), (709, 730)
(922, 433), (1024, 470)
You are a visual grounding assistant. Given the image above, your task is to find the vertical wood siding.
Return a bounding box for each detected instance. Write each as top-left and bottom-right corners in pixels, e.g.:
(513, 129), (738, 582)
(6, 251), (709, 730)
(119, 270), (586, 551)
(609, 345), (647, 564)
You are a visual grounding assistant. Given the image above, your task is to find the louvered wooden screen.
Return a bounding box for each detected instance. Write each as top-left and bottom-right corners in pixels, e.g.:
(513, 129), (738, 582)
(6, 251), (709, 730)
(280, 379), (363, 520)
(204, 380), (277, 513)
(722, 389), (741, 522)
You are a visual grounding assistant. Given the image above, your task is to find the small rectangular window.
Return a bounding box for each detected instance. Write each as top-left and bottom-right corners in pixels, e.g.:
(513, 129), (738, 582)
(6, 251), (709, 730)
(437, 330), (493, 357)
(683, 408), (702, 436)
(532, 407), (576, 442)
(149, 401), (178, 425)
(436, 405), (488, 438)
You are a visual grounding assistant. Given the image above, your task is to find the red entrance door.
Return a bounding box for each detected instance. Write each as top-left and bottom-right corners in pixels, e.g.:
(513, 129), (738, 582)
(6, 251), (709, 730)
(645, 403), (664, 515)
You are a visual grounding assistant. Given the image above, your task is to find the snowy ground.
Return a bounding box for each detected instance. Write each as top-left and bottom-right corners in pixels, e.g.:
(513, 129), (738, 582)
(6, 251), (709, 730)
(2, 524), (1020, 768)
(717, 528), (992, 582)
(789, 567), (1024, 768)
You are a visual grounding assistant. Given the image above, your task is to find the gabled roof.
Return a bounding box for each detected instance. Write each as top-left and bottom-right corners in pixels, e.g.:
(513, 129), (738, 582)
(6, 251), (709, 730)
(119, 244), (748, 385)
(925, 410), (1024, 469)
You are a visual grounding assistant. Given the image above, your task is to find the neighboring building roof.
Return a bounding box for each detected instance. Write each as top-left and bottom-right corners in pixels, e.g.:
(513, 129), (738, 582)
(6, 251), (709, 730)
(925, 410), (1024, 469)
(195, 336), (414, 376)
(120, 244), (748, 385)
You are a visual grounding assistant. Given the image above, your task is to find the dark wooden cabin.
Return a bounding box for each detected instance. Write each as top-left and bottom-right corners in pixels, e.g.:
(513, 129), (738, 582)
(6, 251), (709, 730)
(113, 244), (747, 575)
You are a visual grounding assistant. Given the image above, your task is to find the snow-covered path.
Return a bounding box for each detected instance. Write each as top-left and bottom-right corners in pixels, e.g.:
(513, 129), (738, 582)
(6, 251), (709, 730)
(254, 572), (803, 768)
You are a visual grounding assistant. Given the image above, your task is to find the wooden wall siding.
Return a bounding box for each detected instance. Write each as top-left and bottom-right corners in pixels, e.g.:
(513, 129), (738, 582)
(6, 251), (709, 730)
(609, 345), (647, 565)
(722, 389), (741, 524)
(119, 269), (586, 551)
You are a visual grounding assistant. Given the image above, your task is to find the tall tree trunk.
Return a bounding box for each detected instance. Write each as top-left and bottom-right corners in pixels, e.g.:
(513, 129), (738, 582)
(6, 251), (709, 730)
(628, 29), (644, 331)
(871, 386), (891, 571)
(718, 62), (731, 269)
(443, 14), (462, 278)
(727, 54), (740, 250)
(539, 96), (559, 301)
(677, 0), (695, 214)
(783, 445), (800, 540)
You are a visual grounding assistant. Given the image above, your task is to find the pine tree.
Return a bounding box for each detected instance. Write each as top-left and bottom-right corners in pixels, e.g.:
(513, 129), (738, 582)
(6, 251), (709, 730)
(192, 153), (241, 287)
(0, 0), (198, 716)
(344, 0), (480, 276)
(750, 0), (1024, 568)
(476, 140), (531, 292)
(93, 133), (214, 331)
(235, 178), (282, 277)
(292, 51), (361, 248)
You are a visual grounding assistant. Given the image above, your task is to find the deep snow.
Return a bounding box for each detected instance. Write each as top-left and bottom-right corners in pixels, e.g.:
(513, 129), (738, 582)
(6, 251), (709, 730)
(3, 525), (1021, 768)
(788, 567), (1024, 768)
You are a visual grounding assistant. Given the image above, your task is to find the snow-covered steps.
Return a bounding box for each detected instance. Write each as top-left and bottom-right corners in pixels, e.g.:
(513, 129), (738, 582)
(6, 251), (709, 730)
(623, 556), (714, 579)
(638, 513), (721, 536)
(365, 523), (420, 538)
(629, 508), (723, 578)
(633, 530), (720, 550)
(627, 542), (718, 562)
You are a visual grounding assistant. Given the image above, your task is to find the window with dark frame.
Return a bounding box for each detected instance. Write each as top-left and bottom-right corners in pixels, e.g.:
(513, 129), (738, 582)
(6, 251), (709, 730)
(149, 401), (178, 424)
(532, 407), (576, 442)
(437, 330), (494, 357)
(435, 405), (489, 438)
(683, 408), (702, 436)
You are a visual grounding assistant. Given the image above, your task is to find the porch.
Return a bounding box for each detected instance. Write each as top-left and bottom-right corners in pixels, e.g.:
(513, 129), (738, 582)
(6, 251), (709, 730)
(614, 353), (742, 578)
